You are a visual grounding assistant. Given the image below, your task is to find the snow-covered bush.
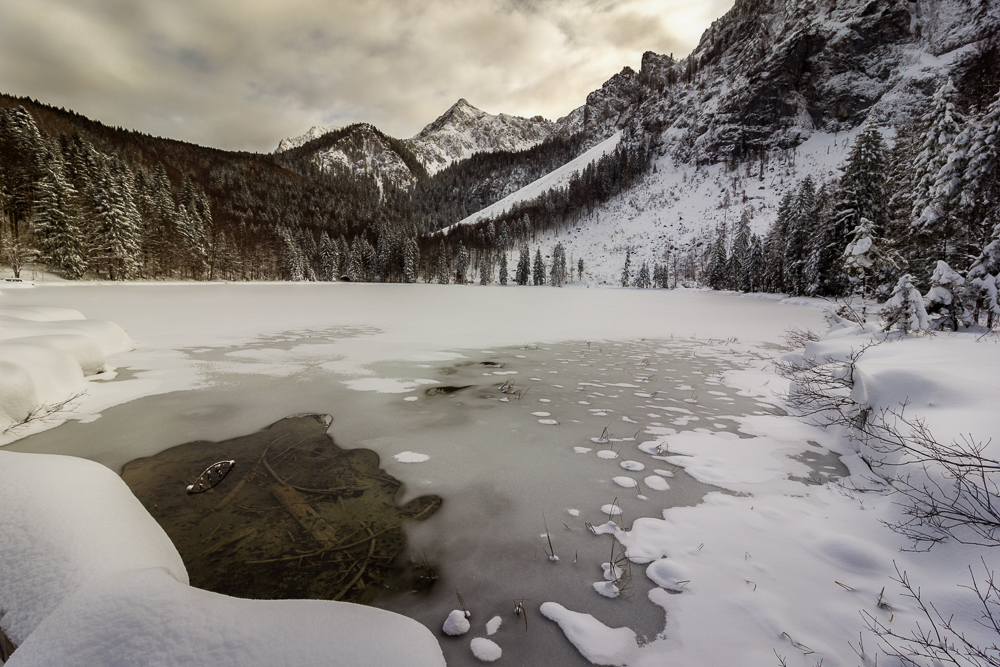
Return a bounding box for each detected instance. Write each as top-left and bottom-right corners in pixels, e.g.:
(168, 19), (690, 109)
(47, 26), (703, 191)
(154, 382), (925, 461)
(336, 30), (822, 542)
(923, 260), (967, 331)
(881, 275), (929, 334)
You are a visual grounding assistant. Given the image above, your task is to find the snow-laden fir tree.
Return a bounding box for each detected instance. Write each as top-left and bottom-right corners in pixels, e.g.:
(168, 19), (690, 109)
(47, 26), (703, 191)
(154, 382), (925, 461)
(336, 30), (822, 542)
(960, 85), (1000, 262)
(318, 231), (338, 281)
(455, 243), (469, 284)
(730, 210), (752, 291)
(965, 220), (1000, 328)
(479, 254), (489, 285)
(550, 242), (567, 287)
(882, 274), (929, 334)
(747, 234), (763, 292)
(498, 251), (508, 285)
(89, 160), (141, 280)
(577, 258), (584, 281)
(516, 244), (530, 285)
(635, 261), (651, 288)
(32, 151), (87, 279)
(533, 247), (546, 286)
(621, 247), (632, 287)
(842, 217), (899, 299)
(435, 240), (449, 284)
(924, 260), (967, 331)
(912, 78), (965, 268)
(403, 238), (419, 283)
(707, 224), (728, 290)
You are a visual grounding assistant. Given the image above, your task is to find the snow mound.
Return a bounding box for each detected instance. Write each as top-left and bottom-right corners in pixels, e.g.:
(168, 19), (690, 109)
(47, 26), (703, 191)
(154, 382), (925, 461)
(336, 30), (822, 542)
(0, 450), (445, 667)
(443, 609), (471, 636)
(469, 637), (502, 662)
(539, 602), (637, 666)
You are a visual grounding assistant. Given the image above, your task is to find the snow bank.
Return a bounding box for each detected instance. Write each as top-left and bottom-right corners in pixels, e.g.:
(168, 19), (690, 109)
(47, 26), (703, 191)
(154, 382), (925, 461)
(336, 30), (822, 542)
(0, 450), (445, 667)
(0, 305), (131, 430)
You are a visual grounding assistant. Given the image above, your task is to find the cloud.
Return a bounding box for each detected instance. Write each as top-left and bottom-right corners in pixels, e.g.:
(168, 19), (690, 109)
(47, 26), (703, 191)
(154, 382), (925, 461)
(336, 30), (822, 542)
(0, 0), (733, 152)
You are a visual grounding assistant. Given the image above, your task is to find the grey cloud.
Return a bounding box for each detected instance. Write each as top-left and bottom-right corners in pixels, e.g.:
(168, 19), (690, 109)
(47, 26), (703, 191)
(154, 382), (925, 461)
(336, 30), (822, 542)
(0, 0), (731, 152)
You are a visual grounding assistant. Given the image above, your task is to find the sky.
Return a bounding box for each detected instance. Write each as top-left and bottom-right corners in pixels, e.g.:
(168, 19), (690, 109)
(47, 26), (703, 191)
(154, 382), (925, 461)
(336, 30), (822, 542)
(0, 0), (734, 153)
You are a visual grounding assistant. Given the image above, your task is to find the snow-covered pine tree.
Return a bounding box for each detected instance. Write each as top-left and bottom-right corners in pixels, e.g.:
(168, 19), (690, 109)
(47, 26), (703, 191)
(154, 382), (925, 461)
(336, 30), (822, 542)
(32, 151), (87, 279)
(296, 229), (317, 281)
(479, 254), (489, 285)
(635, 261), (651, 288)
(89, 159), (141, 280)
(436, 240), (449, 284)
(499, 251), (508, 285)
(882, 274), (930, 334)
(578, 257), (584, 282)
(707, 224), (728, 290)
(924, 260), (967, 331)
(276, 226), (305, 281)
(533, 247), (546, 286)
(960, 85), (1000, 264)
(550, 242), (567, 287)
(455, 243), (469, 284)
(912, 78), (966, 270)
(516, 244), (530, 285)
(404, 238), (419, 283)
(621, 247), (632, 287)
(318, 231), (337, 281)
(747, 234), (763, 292)
(842, 217), (899, 299)
(730, 210), (752, 291)
(965, 218), (1000, 328)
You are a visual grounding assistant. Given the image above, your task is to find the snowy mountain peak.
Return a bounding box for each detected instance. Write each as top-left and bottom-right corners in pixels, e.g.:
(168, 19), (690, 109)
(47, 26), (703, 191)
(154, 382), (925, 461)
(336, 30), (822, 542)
(274, 125), (339, 153)
(404, 99), (557, 175)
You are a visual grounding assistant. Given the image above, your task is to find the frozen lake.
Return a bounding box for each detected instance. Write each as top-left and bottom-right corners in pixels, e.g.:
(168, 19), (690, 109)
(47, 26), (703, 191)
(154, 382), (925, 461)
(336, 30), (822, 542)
(2, 283), (829, 665)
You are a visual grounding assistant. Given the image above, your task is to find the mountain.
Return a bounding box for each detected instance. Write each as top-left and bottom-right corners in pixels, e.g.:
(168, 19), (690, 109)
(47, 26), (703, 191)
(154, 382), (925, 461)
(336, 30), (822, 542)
(403, 99), (559, 175)
(277, 123), (427, 189)
(275, 126), (338, 153)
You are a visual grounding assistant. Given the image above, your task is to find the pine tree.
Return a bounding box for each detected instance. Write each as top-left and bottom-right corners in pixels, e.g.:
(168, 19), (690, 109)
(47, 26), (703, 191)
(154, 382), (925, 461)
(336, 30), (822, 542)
(499, 251), (508, 285)
(455, 243), (469, 284)
(842, 217), (899, 298)
(960, 85), (1000, 265)
(516, 244), (530, 285)
(912, 78), (966, 270)
(436, 240), (449, 284)
(707, 224), (728, 290)
(550, 243), (567, 286)
(404, 238), (419, 283)
(32, 152), (87, 279)
(966, 220), (1000, 328)
(730, 210), (752, 291)
(635, 261), (651, 288)
(89, 160), (140, 280)
(621, 248), (632, 287)
(747, 235), (763, 292)
(578, 257), (584, 281)
(318, 231), (337, 281)
(533, 248), (546, 285)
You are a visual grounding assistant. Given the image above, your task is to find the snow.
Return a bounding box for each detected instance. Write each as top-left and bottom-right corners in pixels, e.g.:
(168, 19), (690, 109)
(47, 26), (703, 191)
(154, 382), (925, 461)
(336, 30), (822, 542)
(485, 615), (502, 635)
(0, 449), (445, 667)
(469, 637), (502, 662)
(539, 602), (637, 666)
(394, 451), (431, 463)
(443, 609), (472, 636)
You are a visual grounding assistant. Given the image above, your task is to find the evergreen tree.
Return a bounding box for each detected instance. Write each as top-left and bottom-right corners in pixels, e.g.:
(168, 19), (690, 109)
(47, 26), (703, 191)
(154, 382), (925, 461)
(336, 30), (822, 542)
(516, 244), (530, 285)
(912, 78), (966, 269)
(842, 217), (899, 298)
(455, 243), (469, 284)
(89, 161), (140, 280)
(621, 248), (632, 287)
(533, 247), (546, 285)
(318, 231), (338, 281)
(707, 224), (728, 290)
(32, 153), (87, 279)
(499, 251), (508, 285)
(635, 261), (651, 288)
(436, 240), (449, 284)
(730, 210), (752, 291)
(578, 257), (584, 281)
(966, 220), (1000, 328)
(550, 242), (567, 286)
(404, 238), (419, 283)
(960, 85), (1000, 265)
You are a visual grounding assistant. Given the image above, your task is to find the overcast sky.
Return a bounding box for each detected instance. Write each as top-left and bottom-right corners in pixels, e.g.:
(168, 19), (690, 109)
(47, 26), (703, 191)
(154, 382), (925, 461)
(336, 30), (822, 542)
(0, 0), (733, 153)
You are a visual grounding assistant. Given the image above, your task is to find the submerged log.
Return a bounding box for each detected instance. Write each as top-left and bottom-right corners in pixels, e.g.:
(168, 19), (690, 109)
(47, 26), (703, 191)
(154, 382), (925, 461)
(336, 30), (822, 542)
(270, 484), (339, 545)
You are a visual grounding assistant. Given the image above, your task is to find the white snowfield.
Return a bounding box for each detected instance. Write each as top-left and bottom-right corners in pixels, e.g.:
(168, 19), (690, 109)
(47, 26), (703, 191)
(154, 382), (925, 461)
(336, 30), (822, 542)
(0, 302), (132, 430)
(0, 449), (446, 667)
